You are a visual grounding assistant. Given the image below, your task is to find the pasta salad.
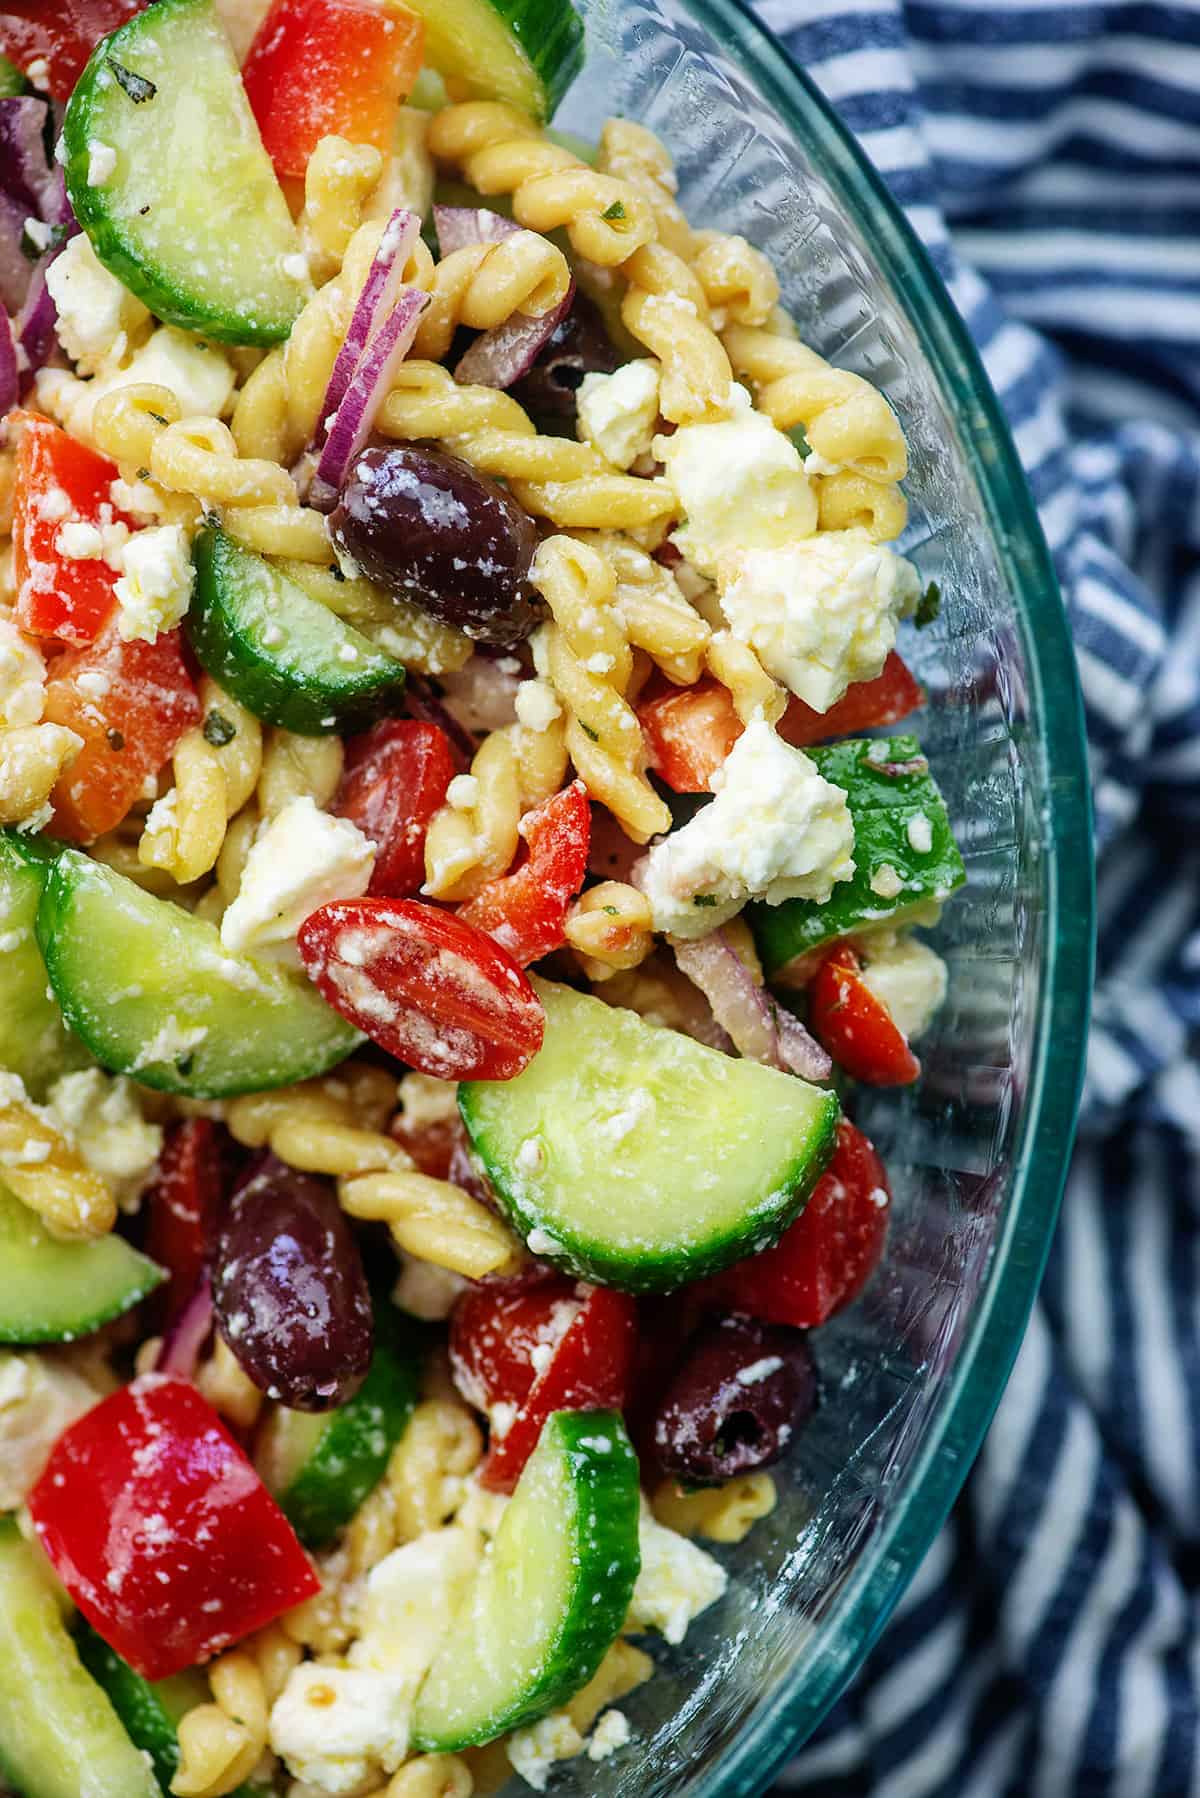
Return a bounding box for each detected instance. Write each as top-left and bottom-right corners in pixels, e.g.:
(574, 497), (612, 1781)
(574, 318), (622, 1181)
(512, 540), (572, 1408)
(0, 1), (965, 1794)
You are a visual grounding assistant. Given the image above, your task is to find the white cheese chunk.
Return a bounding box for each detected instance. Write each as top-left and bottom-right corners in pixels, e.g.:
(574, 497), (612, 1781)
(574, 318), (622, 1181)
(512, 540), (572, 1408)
(350, 1527), (480, 1679)
(0, 1350), (100, 1510)
(113, 525), (195, 642)
(269, 1663), (411, 1795)
(858, 931), (947, 1041)
(507, 1711), (585, 1790)
(392, 1256), (467, 1321)
(43, 1069), (162, 1211)
(86, 140), (117, 186)
(220, 796), (375, 959)
(717, 529), (921, 712)
(654, 384), (817, 578)
(627, 1505), (727, 1645)
(0, 622), (46, 730)
(576, 360), (661, 470)
(123, 325), (237, 420)
(635, 719), (855, 937)
(514, 678), (562, 733)
(45, 233), (150, 376)
(587, 1710), (632, 1761)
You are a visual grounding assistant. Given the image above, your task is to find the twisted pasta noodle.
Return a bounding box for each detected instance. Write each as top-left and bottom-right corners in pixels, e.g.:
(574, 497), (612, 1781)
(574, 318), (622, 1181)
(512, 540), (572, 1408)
(220, 501), (332, 562)
(386, 1396), (484, 1540)
(378, 362), (675, 530)
(427, 102), (655, 267)
(721, 324), (908, 483)
(690, 230), (780, 329)
(0, 1077), (115, 1240)
(173, 1627), (299, 1798)
(151, 417), (298, 509)
(705, 630), (786, 727)
(0, 447), (14, 535)
(412, 234), (572, 363)
(300, 135), (386, 283)
(366, 1753), (474, 1798)
(92, 381), (183, 471)
(0, 723), (81, 827)
(532, 537), (670, 844)
(272, 557), (473, 675)
(280, 1546), (354, 1656)
(422, 706), (568, 901)
(139, 680), (263, 885)
(619, 247), (733, 425)
(196, 1333), (263, 1433)
(651, 1472), (777, 1543)
(257, 728), (344, 818)
(577, 531), (710, 685)
(224, 1078), (520, 1279)
(564, 881), (654, 982)
(596, 118), (694, 259)
(90, 829), (180, 896)
(813, 468), (908, 542)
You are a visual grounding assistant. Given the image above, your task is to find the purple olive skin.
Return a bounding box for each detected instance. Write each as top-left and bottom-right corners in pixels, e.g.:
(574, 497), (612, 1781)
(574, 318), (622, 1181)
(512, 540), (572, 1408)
(651, 1315), (818, 1485)
(213, 1153), (373, 1412)
(510, 295), (623, 426)
(330, 444), (542, 648)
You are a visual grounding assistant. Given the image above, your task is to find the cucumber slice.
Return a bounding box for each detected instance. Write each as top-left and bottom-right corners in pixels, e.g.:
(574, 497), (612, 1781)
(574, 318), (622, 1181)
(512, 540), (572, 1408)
(405, 0), (583, 121)
(0, 1180), (163, 1345)
(460, 978), (840, 1292)
(62, 0), (308, 345)
(412, 1409), (639, 1749)
(0, 55), (28, 96)
(0, 1516), (160, 1798)
(750, 737), (966, 982)
(0, 832), (91, 1100)
(189, 528), (407, 736)
(74, 1625), (262, 1798)
(258, 1307), (422, 1548)
(36, 850), (361, 1098)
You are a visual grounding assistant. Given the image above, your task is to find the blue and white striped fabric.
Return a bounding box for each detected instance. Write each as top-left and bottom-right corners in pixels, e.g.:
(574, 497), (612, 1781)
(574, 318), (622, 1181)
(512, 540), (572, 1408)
(745, 2), (1200, 1791)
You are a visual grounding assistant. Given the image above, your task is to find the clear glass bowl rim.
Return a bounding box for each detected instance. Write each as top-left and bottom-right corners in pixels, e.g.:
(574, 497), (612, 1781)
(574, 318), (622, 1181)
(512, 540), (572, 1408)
(656, 1), (1098, 1788)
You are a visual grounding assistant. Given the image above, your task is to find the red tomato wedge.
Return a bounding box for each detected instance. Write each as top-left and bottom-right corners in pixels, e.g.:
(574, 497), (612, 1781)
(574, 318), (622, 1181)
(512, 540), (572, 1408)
(457, 780), (590, 966)
(335, 719), (455, 898)
(0, 1), (143, 100)
(144, 1120), (228, 1327)
(699, 1119), (891, 1328)
(297, 897), (545, 1080)
(42, 621), (201, 843)
(808, 944), (920, 1086)
(638, 679), (741, 795)
(242, 0), (424, 181)
(12, 415), (136, 649)
(28, 1374), (319, 1681)
(778, 652), (923, 749)
(476, 1285), (639, 1493)
(450, 1274), (580, 1411)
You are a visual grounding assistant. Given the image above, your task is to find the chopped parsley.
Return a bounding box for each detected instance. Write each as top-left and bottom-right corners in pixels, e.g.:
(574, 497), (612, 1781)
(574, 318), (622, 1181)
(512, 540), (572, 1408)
(580, 721), (600, 741)
(915, 580), (941, 628)
(693, 894), (719, 908)
(106, 56), (157, 103)
(202, 710), (236, 748)
(601, 201), (626, 221)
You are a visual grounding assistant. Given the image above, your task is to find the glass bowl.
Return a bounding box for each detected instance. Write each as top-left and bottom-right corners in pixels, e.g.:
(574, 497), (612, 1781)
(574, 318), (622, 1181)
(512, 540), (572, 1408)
(538, 0), (1096, 1791)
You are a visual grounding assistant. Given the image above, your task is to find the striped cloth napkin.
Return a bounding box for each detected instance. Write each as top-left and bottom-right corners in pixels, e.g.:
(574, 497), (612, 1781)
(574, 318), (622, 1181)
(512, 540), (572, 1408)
(746, 1), (1200, 1792)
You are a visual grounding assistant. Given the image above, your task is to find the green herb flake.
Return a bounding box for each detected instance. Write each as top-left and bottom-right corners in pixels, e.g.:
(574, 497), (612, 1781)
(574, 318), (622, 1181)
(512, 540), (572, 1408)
(602, 905), (619, 916)
(915, 580), (941, 628)
(693, 894), (719, 908)
(601, 201), (626, 221)
(106, 56), (157, 103)
(202, 710), (236, 748)
(580, 721), (600, 742)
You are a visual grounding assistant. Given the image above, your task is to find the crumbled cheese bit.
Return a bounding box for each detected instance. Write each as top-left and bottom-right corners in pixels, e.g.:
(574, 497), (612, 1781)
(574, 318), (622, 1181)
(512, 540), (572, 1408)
(55, 521), (104, 561)
(86, 140), (118, 186)
(576, 360), (662, 471)
(869, 863), (904, 900)
(45, 233), (150, 376)
(398, 1073), (458, 1130)
(627, 1504), (727, 1645)
(43, 1069), (162, 1211)
(269, 1663), (411, 1794)
(514, 678), (562, 733)
(25, 57), (50, 90)
(281, 252), (310, 281)
(0, 1351), (101, 1511)
(114, 526), (195, 643)
(507, 1712), (585, 1790)
(445, 774), (479, 811)
(0, 621), (46, 731)
(858, 930), (947, 1041)
(515, 1136), (545, 1175)
(131, 1017), (209, 1074)
(220, 795), (375, 960)
(587, 1710), (632, 1761)
(735, 1355), (783, 1385)
(906, 811), (934, 854)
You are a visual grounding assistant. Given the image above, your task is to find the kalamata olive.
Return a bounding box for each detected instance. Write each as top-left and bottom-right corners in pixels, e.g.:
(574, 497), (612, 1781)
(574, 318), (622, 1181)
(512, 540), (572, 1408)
(330, 444), (541, 648)
(212, 1153), (373, 1412)
(651, 1315), (818, 1485)
(510, 293), (623, 426)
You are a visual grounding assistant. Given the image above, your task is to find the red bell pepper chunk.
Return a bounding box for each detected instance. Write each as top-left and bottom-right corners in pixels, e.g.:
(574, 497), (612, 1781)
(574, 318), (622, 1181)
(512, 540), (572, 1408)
(12, 415), (137, 649)
(144, 1121), (228, 1327)
(42, 620), (201, 842)
(457, 780), (590, 966)
(0, 1), (143, 100)
(808, 944), (920, 1086)
(28, 1374), (319, 1681)
(638, 679), (741, 795)
(777, 651), (923, 749)
(700, 1119), (891, 1328)
(335, 719), (455, 898)
(450, 1273), (580, 1412)
(298, 896), (545, 1080)
(242, 0), (424, 182)
(475, 1285), (639, 1493)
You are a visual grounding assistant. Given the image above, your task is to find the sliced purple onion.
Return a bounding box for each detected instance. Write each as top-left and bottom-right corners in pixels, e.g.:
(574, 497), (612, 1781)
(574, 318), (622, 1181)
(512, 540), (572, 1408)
(0, 97), (58, 218)
(455, 279), (576, 391)
(309, 285), (429, 511)
(155, 1276), (215, 1381)
(315, 206), (418, 451)
(433, 204), (520, 254)
(404, 676), (477, 770)
(0, 314), (17, 415)
(0, 189), (30, 316)
(673, 930), (832, 1080)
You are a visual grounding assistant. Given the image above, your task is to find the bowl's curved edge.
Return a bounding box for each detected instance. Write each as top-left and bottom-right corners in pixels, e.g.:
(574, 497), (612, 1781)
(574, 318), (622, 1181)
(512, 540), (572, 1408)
(671, 4), (1097, 1789)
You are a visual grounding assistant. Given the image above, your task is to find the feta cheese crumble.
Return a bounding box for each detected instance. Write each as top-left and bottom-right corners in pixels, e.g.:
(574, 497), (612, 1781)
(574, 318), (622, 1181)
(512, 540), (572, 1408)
(654, 384), (817, 578)
(86, 140), (118, 187)
(0, 1350), (100, 1510)
(587, 1709), (632, 1762)
(514, 677), (562, 734)
(113, 525), (195, 642)
(636, 719), (855, 937)
(576, 360), (662, 470)
(350, 1527), (480, 1678)
(858, 931), (948, 1041)
(221, 796), (375, 959)
(717, 528), (921, 712)
(43, 1069), (162, 1211)
(0, 623), (46, 731)
(269, 1663), (411, 1795)
(46, 233), (150, 375)
(628, 1504), (727, 1644)
(507, 1712), (585, 1790)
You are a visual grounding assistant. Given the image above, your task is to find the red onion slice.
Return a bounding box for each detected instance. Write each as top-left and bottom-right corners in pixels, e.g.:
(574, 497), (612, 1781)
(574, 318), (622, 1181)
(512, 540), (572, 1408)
(673, 929), (832, 1080)
(0, 97), (59, 219)
(0, 314), (17, 415)
(155, 1276), (214, 1380)
(315, 207), (419, 451)
(310, 285), (429, 511)
(454, 280), (576, 391)
(433, 204), (520, 253)
(0, 189), (32, 315)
